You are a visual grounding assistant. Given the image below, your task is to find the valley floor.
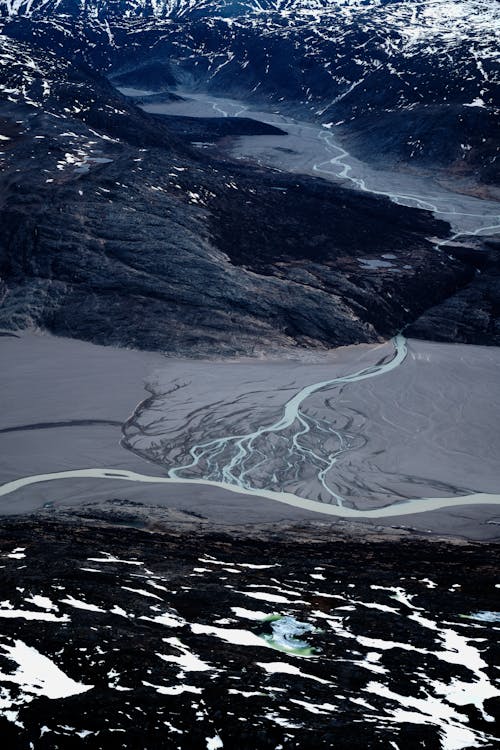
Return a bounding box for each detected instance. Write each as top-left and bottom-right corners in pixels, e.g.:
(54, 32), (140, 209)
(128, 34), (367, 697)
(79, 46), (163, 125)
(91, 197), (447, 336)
(0, 10), (499, 748)
(1, 331), (499, 541)
(140, 90), (500, 238)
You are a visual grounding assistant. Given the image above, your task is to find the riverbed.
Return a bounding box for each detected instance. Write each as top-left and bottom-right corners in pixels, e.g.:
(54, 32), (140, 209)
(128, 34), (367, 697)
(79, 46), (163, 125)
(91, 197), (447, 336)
(1, 331), (499, 540)
(2, 91), (499, 540)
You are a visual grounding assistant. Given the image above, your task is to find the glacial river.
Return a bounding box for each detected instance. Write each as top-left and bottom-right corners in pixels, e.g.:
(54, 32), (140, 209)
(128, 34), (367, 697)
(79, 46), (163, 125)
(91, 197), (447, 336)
(1, 334), (499, 520)
(138, 89), (500, 239)
(1, 91), (499, 522)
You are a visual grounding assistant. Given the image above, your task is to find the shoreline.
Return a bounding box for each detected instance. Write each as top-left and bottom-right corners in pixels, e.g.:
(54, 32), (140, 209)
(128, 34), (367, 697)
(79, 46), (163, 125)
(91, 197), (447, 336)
(12, 505), (500, 546)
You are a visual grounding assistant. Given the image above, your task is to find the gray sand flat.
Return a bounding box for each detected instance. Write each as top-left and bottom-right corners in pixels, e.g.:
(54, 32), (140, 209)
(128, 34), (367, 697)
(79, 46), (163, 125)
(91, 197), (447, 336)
(1, 331), (499, 539)
(124, 337), (500, 530)
(338, 339), (500, 499)
(0, 330), (165, 485)
(0, 331), (342, 524)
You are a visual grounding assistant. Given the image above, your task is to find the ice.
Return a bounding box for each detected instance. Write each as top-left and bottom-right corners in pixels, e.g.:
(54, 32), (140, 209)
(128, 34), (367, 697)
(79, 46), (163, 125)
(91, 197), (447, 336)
(228, 689), (263, 697)
(257, 661), (331, 684)
(420, 578), (438, 589)
(266, 616), (315, 653)
(110, 605), (130, 618)
(290, 698), (336, 714)
(371, 585), (421, 610)
(464, 97), (486, 108)
(191, 623), (269, 649)
(24, 595), (58, 611)
(140, 611), (186, 628)
(121, 586), (163, 600)
(206, 735), (223, 749)
(352, 600), (400, 614)
(236, 590), (293, 604)
(231, 607), (269, 620)
(465, 610), (500, 623)
(365, 681), (495, 750)
(264, 712), (302, 729)
(0, 603), (69, 622)
(87, 553), (143, 566)
(143, 680), (202, 696)
(158, 638), (212, 672)
(5, 548), (26, 560)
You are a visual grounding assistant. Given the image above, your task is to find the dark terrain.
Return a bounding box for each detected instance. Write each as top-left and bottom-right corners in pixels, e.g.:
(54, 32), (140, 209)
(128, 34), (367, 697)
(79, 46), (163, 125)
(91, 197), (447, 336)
(0, 0), (499, 352)
(0, 36), (477, 354)
(0, 515), (498, 749)
(2, 1), (498, 185)
(0, 4), (499, 747)
(149, 113), (286, 141)
(408, 237), (500, 344)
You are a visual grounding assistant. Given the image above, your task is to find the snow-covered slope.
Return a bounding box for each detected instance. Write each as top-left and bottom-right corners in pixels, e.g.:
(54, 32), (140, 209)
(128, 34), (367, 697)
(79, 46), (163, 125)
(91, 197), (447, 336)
(2, 3), (497, 108)
(4, 0), (496, 181)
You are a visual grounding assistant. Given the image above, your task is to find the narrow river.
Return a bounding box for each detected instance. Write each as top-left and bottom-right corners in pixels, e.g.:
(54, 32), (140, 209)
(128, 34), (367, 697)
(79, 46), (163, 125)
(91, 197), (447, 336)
(167, 335), (408, 504)
(137, 88), (500, 238)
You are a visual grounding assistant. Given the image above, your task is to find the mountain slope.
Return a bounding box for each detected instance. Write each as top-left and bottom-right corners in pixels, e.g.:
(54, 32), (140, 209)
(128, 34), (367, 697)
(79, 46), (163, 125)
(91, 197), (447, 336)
(0, 0), (498, 352)
(2, 0), (498, 184)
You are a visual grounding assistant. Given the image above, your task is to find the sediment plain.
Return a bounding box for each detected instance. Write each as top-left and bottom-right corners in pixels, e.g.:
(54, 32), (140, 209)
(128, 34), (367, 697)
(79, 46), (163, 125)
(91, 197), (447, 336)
(1, 330), (499, 541)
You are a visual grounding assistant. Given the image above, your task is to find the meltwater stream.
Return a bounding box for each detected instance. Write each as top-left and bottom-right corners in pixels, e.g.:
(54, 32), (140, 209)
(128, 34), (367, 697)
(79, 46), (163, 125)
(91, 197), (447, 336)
(1, 92), (499, 519)
(167, 334), (408, 504)
(177, 91), (500, 238)
(1, 334), (499, 519)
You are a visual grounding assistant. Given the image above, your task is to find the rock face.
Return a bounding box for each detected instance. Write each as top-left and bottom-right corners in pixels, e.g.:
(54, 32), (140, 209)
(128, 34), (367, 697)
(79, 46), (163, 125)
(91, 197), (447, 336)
(408, 238), (500, 345)
(0, 107), (465, 354)
(337, 104), (500, 189)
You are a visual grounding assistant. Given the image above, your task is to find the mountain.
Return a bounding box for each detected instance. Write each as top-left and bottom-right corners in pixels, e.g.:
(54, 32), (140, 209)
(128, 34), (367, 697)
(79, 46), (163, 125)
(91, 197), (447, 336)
(0, 0), (499, 352)
(2, 0), (498, 182)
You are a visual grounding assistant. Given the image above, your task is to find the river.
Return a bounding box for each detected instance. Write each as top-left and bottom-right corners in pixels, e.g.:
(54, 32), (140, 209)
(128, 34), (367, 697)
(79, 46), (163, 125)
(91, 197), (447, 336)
(1, 91), (499, 529)
(1, 333), (499, 524)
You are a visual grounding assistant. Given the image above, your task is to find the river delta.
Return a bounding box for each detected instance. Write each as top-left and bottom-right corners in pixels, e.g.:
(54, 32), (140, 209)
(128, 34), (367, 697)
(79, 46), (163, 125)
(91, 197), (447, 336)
(1, 328), (499, 540)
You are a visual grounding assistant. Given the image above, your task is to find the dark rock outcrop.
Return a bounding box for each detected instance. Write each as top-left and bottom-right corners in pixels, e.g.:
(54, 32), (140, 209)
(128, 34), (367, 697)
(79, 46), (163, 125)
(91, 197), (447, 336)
(1, 71), (475, 355)
(408, 238), (500, 345)
(0, 11), (497, 354)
